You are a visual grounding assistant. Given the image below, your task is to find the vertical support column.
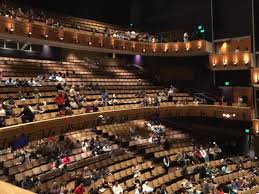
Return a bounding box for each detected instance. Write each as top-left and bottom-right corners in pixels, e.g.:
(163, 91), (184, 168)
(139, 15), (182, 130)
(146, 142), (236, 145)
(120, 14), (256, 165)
(210, 0), (215, 53)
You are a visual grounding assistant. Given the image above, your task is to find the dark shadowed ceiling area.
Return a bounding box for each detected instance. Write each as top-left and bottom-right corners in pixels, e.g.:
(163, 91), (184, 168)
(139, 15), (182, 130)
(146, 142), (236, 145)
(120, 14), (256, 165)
(11, 0), (254, 41)
(11, 0), (132, 26)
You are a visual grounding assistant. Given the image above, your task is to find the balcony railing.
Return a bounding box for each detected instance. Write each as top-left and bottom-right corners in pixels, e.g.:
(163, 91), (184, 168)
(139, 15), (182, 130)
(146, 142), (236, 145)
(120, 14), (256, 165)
(0, 16), (213, 56)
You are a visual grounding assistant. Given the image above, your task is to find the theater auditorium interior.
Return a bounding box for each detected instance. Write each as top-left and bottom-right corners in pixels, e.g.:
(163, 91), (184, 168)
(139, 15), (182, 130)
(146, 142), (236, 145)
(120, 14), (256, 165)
(0, 0), (258, 193)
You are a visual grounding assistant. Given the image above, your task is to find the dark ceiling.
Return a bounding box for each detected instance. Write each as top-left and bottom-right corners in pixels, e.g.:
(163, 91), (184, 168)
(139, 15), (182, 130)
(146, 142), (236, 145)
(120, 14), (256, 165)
(11, 0), (132, 26)
(11, 0), (254, 41)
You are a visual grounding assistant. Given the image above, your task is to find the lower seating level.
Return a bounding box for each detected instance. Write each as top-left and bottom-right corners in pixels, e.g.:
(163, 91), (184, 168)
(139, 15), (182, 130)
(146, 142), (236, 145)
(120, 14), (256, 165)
(0, 119), (257, 194)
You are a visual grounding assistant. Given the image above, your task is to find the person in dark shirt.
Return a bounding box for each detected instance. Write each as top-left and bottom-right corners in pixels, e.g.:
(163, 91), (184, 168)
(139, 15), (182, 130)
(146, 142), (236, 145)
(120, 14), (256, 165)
(21, 176), (34, 189)
(17, 105), (35, 123)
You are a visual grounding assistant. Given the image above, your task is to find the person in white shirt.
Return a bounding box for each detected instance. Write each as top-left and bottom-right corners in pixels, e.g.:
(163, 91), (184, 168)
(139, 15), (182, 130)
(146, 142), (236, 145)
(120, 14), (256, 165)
(28, 78), (38, 86)
(81, 140), (89, 153)
(193, 99), (199, 106)
(69, 86), (77, 97)
(183, 32), (189, 42)
(102, 145), (112, 152)
(69, 98), (78, 109)
(0, 104), (6, 117)
(200, 147), (209, 163)
(142, 181), (153, 193)
(5, 78), (16, 86)
(56, 75), (63, 82)
(112, 182), (123, 194)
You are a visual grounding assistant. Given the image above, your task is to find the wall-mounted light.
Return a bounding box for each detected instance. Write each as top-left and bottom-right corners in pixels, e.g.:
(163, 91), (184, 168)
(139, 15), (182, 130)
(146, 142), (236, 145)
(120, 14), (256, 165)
(9, 27), (14, 33)
(185, 43), (190, 51)
(175, 44), (179, 52)
(142, 48), (146, 52)
(42, 34), (48, 38)
(243, 54), (249, 64)
(212, 58), (217, 66)
(198, 41), (202, 50)
(123, 46), (126, 50)
(223, 57), (228, 66)
(59, 37), (64, 41)
(164, 49), (168, 53)
(75, 39), (79, 43)
(233, 55), (238, 65)
(28, 31), (32, 37)
(153, 49), (156, 52)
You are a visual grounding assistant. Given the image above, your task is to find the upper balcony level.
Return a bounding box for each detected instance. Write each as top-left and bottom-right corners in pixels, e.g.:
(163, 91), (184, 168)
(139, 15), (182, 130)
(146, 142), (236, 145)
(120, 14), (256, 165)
(209, 36), (253, 70)
(0, 16), (213, 57)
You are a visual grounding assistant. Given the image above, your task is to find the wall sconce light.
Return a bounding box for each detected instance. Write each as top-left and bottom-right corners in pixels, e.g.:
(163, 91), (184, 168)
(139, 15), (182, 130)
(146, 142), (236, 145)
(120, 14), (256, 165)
(153, 49), (156, 52)
(123, 46), (126, 50)
(75, 39), (79, 43)
(28, 31), (32, 37)
(142, 48), (146, 52)
(243, 54), (249, 64)
(164, 49), (168, 53)
(212, 58), (217, 66)
(88, 42), (92, 45)
(42, 34), (48, 38)
(198, 41), (202, 50)
(223, 57), (227, 66)
(59, 37), (64, 41)
(9, 27), (14, 33)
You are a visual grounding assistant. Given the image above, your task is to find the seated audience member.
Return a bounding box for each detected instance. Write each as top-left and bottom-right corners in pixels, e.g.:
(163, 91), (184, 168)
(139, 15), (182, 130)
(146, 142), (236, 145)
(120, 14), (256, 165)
(69, 98), (78, 109)
(74, 183), (85, 194)
(50, 182), (61, 194)
(32, 88), (41, 99)
(28, 78), (38, 86)
(54, 91), (65, 110)
(60, 182), (71, 194)
(142, 181), (154, 193)
(21, 176), (34, 189)
(17, 105), (35, 123)
(167, 86), (175, 102)
(0, 104), (6, 127)
(132, 165), (140, 175)
(32, 104), (45, 114)
(183, 32), (189, 42)
(101, 89), (109, 106)
(163, 156), (170, 172)
(3, 96), (17, 108)
(85, 102), (93, 113)
(56, 83), (63, 91)
(221, 165), (230, 174)
(56, 72), (64, 82)
(5, 77), (16, 86)
(193, 99), (199, 106)
(112, 181), (123, 194)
